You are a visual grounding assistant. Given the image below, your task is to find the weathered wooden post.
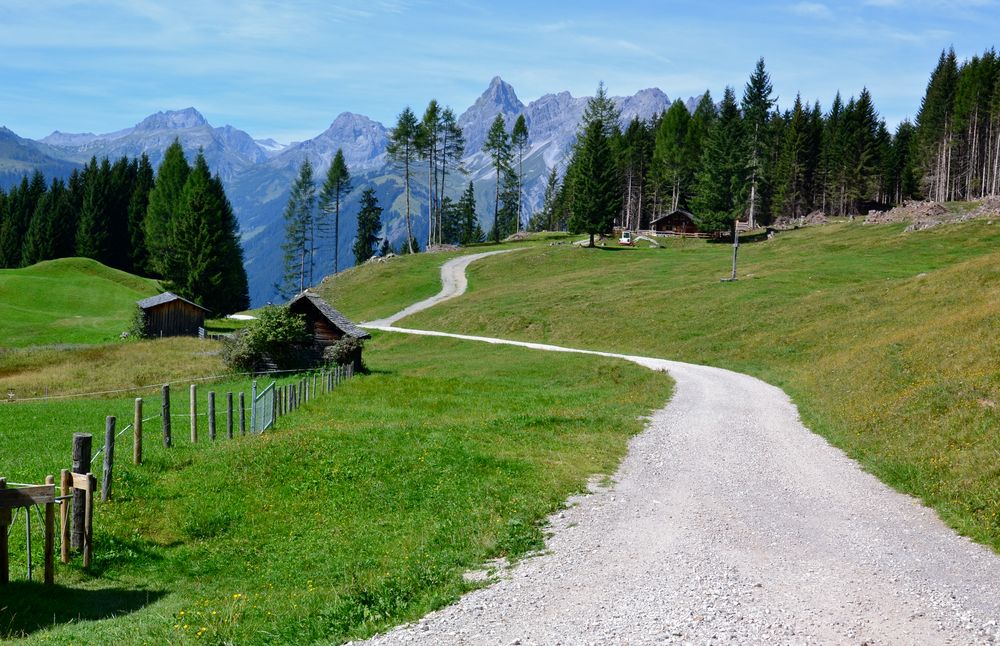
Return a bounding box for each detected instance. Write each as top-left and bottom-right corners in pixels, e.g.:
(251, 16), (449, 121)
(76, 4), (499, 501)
(239, 392), (246, 435)
(208, 391), (216, 440)
(60, 469), (70, 564)
(101, 416), (116, 502)
(83, 473), (95, 569)
(190, 384), (198, 443)
(71, 433), (92, 551)
(312, 374), (317, 399)
(44, 474), (54, 585)
(162, 384), (172, 448)
(0, 478), (7, 585)
(227, 392), (234, 439)
(250, 381), (257, 433)
(134, 397), (143, 465)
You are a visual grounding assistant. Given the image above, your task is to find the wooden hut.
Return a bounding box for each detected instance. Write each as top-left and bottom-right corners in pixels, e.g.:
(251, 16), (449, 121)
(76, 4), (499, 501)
(137, 292), (210, 337)
(649, 209), (700, 235)
(288, 291), (370, 368)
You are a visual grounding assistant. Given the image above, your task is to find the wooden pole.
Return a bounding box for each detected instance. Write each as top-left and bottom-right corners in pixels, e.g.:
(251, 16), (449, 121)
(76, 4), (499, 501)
(208, 391), (216, 441)
(134, 398), (143, 465)
(239, 392), (246, 435)
(0, 478), (7, 585)
(162, 385), (171, 448)
(71, 433), (92, 551)
(101, 416), (116, 502)
(60, 469), (70, 564)
(190, 384), (198, 443)
(83, 474), (95, 570)
(227, 392), (234, 439)
(44, 474), (54, 585)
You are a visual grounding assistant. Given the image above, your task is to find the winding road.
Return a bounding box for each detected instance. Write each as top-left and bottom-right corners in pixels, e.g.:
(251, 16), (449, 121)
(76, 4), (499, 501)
(358, 250), (1000, 645)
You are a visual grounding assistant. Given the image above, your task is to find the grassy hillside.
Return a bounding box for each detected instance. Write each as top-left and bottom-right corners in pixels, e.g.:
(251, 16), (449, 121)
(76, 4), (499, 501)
(327, 221), (1000, 551)
(0, 257), (160, 347)
(1, 334), (669, 643)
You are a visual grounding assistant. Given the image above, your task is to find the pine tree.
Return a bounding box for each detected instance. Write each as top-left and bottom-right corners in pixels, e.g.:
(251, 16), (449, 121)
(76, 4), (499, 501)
(619, 117), (652, 230)
(742, 58), (776, 228)
(569, 119), (620, 246)
(693, 87), (746, 234)
(279, 159), (317, 298)
(168, 152), (248, 314)
(437, 107), (465, 243)
(76, 158), (113, 262)
(774, 94), (810, 218)
(456, 181), (479, 245)
(128, 153), (154, 274)
(511, 114), (529, 231)
(318, 148), (352, 274)
(145, 140), (190, 276)
(24, 177), (71, 264)
(529, 166), (560, 231)
(0, 171), (46, 267)
(387, 107), (419, 254)
(580, 81), (622, 138)
(352, 187), (382, 264)
(915, 48), (960, 201)
(483, 114), (512, 243)
(651, 100), (691, 215)
(417, 100), (441, 247)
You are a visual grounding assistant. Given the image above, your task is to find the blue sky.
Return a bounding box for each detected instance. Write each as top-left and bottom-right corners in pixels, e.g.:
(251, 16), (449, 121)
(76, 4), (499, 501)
(2, 0), (998, 143)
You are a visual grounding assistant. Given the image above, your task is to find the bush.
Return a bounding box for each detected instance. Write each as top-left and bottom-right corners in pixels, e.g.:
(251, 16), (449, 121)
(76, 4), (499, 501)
(222, 306), (308, 372)
(120, 306), (148, 342)
(323, 336), (365, 368)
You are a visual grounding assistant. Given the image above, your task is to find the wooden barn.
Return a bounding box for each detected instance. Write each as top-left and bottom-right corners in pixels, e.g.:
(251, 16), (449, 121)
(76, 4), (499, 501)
(137, 292), (210, 337)
(288, 291), (370, 367)
(650, 209), (700, 235)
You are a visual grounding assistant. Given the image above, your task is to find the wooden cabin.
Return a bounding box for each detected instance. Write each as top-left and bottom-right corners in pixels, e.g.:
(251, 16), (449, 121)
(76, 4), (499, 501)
(650, 209), (700, 235)
(137, 292), (209, 337)
(288, 291), (370, 368)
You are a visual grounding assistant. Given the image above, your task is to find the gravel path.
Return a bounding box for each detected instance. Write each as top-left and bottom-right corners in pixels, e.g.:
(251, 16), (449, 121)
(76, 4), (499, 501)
(355, 254), (1000, 645)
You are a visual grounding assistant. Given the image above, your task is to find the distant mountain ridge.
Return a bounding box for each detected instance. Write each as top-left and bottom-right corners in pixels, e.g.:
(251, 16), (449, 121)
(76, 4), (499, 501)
(1, 78), (698, 304)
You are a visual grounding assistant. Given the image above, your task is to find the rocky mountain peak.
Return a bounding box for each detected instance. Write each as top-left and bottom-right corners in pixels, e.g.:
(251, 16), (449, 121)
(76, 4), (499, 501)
(135, 107), (209, 131)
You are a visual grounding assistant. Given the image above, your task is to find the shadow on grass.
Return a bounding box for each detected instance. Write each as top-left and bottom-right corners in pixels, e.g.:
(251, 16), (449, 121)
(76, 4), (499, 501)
(0, 581), (166, 639)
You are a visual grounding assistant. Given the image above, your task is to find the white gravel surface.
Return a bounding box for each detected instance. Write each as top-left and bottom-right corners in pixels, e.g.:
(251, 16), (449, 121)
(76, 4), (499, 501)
(353, 253), (1000, 645)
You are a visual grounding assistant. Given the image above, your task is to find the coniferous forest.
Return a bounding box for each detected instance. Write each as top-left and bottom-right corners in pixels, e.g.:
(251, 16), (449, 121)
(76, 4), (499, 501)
(544, 48), (1000, 237)
(0, 139), (249, 314)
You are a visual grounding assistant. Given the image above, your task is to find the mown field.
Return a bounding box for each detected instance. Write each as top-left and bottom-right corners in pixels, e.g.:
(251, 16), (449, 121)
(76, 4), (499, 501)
(0, 332), (670, 643)
(326, 220), (1000, 552)
(0, 257), (160, 347)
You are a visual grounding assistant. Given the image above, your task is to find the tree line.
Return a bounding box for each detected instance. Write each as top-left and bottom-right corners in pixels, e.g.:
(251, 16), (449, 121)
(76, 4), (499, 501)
(0, 140), (249, 314)
(541, 49), (1000, 239)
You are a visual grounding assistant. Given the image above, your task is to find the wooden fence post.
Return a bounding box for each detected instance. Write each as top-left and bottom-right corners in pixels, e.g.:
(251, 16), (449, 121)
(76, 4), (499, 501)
(101, 416), (115, 502)
(0, 478), (7, 585)
(250, 381), (257, 433)
(190, 384), (198, 443)
(60, 469), (70, 564)
(227, 392), (234, 439)
(239, 392), (246, 435)
(44, 474), (54, 585)
(208, 391), (216, 440)
(71, 433), (92, 551)
(162, 385), (171, 448)
(83, 473), (95, 570)
(134, 398), (143, 465)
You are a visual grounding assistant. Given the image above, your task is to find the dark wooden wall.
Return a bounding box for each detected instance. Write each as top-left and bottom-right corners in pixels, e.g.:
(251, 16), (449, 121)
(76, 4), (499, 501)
(143, 301), (205, 337)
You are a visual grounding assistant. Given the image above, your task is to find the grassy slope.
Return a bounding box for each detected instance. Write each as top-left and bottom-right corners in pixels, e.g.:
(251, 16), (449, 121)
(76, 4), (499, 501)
(337, 222), (999, 551)
(1, 333), (670, 643)
(0, 257), (160, 347)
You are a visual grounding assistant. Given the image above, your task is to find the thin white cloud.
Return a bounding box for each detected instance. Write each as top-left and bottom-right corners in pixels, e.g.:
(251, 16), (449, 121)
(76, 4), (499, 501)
(791, 2), (834, 18)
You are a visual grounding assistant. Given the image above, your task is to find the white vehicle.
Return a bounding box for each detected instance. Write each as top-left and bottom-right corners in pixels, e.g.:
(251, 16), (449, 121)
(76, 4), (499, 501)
(618, 230), (634, 246)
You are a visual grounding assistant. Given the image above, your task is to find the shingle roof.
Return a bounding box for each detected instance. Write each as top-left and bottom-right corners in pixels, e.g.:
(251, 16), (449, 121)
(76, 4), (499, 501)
(136, 292), (211, 312)
(289, 291), (371, 340)
(649, 209), (696, 226)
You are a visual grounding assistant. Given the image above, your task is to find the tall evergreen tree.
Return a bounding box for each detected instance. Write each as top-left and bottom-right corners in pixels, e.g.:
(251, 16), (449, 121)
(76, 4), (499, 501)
(774, 94), (811, 218)
(76, 158), (113, 262)
(437, 107), (465, 243)
(511, 114), (529, 230)
(387, 107), (419, 254)
(619, 117), (652, 230)
(128, 153), (154, 274)
(0, 171), (45, 267)
(456, 181), (479, 245)
(693, 87), (746, 234)
(529, 166), (560, 231)
(318, 148), (352, 275)
(279, 159), (317, 298)
(651, 100), (691, 215)
(353, 187), (383, 265)
(569, 119), (620, 246)
(145, 140), (190, 277)
(483, 114), (512, 243)
(741, 58), (776, 228)
(417, 100), (441, 246)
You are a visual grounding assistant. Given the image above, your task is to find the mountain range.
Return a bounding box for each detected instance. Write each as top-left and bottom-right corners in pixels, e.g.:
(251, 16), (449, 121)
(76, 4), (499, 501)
(0, 77), (694, 305)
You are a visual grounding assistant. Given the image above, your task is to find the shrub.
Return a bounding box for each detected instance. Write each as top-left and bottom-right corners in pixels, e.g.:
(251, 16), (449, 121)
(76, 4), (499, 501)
(323, 336), (365, 368)
(121, 306), (149, 341)
(222, 306), (308, 372)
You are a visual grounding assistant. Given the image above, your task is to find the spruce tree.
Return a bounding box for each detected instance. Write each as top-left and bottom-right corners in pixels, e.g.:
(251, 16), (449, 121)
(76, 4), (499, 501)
(128, 153), (154, 274)
(511, 114), (529, 230)
(569, 119), (620, 246)
(774, 94), (810, 218)
(457, 181), (478, 244)
(693, 87), (746, 234)
(417, 100), (441, 246)
(279, 159), (317, 298)
(742, 58), (776, 228)
(318, 148), (352, 274)
(483, 114), (512, 243)
(0, 171), (46, 267)
(145, 140), (190, 276)
(76, 158), (113, 262)
(387, 107), (419, 254)
(437, 107), (465, 243)
(651, 100), (691, 215)
(353, 187), (383, 264)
